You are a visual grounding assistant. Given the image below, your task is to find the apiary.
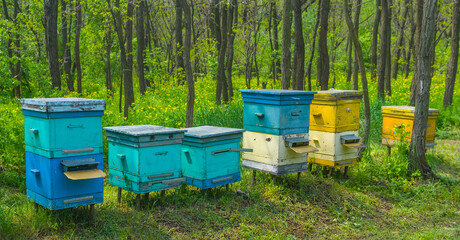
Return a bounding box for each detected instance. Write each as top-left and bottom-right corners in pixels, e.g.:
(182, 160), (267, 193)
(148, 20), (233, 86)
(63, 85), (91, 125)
(307, 90), (366, 169)
(181, 126), (249, 189)
(239, 89), (317, 179)
(21, 98), (106, 211)
(382, 106), (439, 147)
(104, 125), (186, 197)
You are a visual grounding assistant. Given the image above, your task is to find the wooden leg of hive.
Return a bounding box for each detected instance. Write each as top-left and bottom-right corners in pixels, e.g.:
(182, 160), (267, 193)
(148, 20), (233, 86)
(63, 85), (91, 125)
(307, 163), (313, 172)
(296, 172), (301, 183)
(272, 175), (277, 184)
(329, 167), (334, 177)
(144, 193), (149, 203)
(387, 146), (391, 156)
(226, 184), (229, 191)
(34, 202), (39, 212)
(89, 204), (95, 222)
(135, 194), (141, 210)
(160, 190), (165, 197)
(117, 187), (122, 203)
(343, 166), (349, 179)
(252, 170), (256, 185)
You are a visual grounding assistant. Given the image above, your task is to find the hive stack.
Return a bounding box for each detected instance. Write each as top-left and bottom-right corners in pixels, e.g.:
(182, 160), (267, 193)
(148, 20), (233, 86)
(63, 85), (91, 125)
(239, 89), (317, 176)
(104, 125), (186, 207)
(307, 90), (366, 168)
(22, 98), (106, 210)
(382, 106), (439, 148)
(181, 126), (248, 189)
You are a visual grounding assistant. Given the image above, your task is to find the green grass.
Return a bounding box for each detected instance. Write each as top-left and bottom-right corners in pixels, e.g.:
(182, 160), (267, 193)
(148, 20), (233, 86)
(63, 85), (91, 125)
(0, 75), (459, 239)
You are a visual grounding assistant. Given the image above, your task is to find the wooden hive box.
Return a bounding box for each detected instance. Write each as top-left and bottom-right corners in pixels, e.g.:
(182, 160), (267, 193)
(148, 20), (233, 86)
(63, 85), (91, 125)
(239, 89), (317, 135)
(382, 106), (439, 147)
(181, 126), (247, 189)
(242, 131), (317, 175)
(309, 90), (363, 133)
(105, 125), (186, 194)
(21, 98), (106, 158)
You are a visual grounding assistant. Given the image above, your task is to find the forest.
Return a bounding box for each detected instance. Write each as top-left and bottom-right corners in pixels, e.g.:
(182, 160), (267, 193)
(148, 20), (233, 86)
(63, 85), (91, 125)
(0, 0), (459, 239)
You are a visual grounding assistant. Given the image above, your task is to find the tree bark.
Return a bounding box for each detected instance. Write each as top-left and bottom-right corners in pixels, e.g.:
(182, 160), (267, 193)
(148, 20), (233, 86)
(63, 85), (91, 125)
(370, 0), (381, 81)
(317, 0), (330, 90)
(226, 0), (238, 101)
(306, 0), (321, 91)
(44, 0), (61, 90)
(281, 0), (292, 89)
(182, 0), (194, 128)
(221, 2), (229, 103)
(409, 0), (424, 106)
(292, 0), (304, 90)
(404, 10), (416, 78)
(343, 0), (371, 156)
(137, 0), (146, 94)
(212, 0), (224, 104)
(409, 0), (437, 179)
(384, 0), (392, 96)
(13, 0), (21, 97)
(175, 0), (185, 85)
(377, 0), (390, 99)
(105, 14), (113, 96)
(75, 0), (82, 94)
(61, 0), (73, 92)
(125, 0), (135, 118)
(391, 0), (410, 81)
(444, 0), (459, 107)
(352, 0), (361, 90)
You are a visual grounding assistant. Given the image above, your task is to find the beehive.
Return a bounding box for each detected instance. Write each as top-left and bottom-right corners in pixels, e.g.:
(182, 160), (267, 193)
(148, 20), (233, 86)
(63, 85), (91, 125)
(239, 89), (316, 135)
(22, 98), (106, 210)
(181, 126), (247, 189)
(382, 106), (439, 147)
(104, 125), (186, 194)
(309, 90), (362, 133)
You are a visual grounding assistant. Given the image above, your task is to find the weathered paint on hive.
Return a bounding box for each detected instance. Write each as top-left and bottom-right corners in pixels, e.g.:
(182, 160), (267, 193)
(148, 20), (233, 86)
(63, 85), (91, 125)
(308, 130), (360, 162)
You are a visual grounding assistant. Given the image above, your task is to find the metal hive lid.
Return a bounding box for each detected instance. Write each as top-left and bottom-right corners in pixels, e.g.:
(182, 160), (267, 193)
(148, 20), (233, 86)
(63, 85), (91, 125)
(239, 89), (316, 95)
(313, 89), (363, 100)
(382, 106), (440, 116)
(21, 98), (106, 112)
(239, 89), (317, 105)
(104, 125), (186, 136)
(183, 126), (245, 139)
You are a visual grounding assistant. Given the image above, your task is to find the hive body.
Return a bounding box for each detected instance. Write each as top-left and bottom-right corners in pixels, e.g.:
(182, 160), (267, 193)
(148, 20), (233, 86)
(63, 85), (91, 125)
(382, 106), (439, 147)
(22, 98), (106, 210)
(105, 125), (186, 194)
(181, 126), (245, 189)
(307, 90), (364, 167)
(240, 89), (317, 175)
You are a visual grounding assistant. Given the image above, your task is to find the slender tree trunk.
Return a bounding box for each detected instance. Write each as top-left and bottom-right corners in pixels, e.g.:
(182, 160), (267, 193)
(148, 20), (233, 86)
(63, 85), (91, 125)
(175, 0), (185, 85)
(281, 0), (292, 89)
(226, 0), (238, 101)
(352, 0), (361, 90)
(137, 0), (146, 94)
(392, 0), (410, 81)
(343, 0), (370, 157)
(182, 0), (194, 127)
(125, 0), (135, 118)
(212, 0), (224, 104)
(272, 1), (281, 80)
(13, 0), (21, 97)
(293, 0), (305, 90)
(377, 0), (389, 99)
(444, 0), (459, 107)
(384, 0), (392, 96)
(307, 0), (321, 91)
(75, 0), (82, 94)
(409, 0), (437, 179)
(346, 35), (353, 83)
(221, 3), (229, 103)
(61, 0), (73, 92)
(105, 15), (113, 96)
(371, 0), (381, 81)
(410, 0), (424, 106)
(44, 0), (61, 90)
(317, 0), (330, 90)
(404, 10), (416, 78)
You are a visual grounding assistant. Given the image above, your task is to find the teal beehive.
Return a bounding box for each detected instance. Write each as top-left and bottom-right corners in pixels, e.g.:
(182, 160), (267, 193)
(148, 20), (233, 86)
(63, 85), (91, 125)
(181, 126), (249, 189)
(104, 125), (187, 195)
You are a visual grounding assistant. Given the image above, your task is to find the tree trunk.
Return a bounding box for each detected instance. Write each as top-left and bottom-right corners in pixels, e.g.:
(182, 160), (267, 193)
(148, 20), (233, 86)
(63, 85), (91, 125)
(175, 0), (185, 85)
(105, 13), (113, 96)
(352, 0), (361, 90)
(221, 3), (229, 103)
(212, 0), (224, 104)
(409, 0), (437, 179)
(137, 0), (146, 95)
(444, 0), (459, 107)
(377, 0), (389, 99)
(343, 0), (371, 158)
(272, 1), (281, 80)
(391, 0), (410, 81)
(306, 0), (321, 91)
(404, 10), (416, 78)
(317, 0), (330, 90)
(226, 0), (238, 101)
(44, 0), (61, 90)
(384, 0), (392, 96)
(292, 0), (305, 90)
(13, 0), (21, 97)
(370, 0), (381, 81)
(281, 0), (292, 89)
(75, 0), (82, 94)
(409, 0), (424, 106)
(125, 0), (135, 118)
(183, 0), (194, 128)
(61, 0), (73, 92)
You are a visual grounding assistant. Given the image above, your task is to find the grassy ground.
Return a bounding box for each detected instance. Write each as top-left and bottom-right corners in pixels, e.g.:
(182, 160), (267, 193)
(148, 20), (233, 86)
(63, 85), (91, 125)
(0, 75), (459, 239)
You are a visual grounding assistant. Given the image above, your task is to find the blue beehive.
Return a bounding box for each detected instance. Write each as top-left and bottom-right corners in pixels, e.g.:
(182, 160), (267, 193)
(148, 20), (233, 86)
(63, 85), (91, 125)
(239, 89), (317, 135)
(181, 126), (248, 189)
(104, 125), (186, 194)
(21, 98), (106, 210)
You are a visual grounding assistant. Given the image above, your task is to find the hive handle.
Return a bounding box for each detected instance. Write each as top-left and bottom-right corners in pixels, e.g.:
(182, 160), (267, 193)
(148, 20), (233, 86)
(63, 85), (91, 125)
(117, 154), (126, 160)
(155, 151), (168, 156)
(291, 111), (302, 116)
(29, 129), (39, 135)
(30, 169), (40, 176)
(67, 124), (84, 129)
(313, 113), (322, 117)
(254, 113), (264, 118)
(211, 148), (253, 155)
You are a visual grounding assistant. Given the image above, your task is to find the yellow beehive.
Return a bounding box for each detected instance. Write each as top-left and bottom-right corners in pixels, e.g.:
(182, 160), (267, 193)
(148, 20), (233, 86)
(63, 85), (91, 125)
(382, 106), (439, 147)
(242, 131), (317, 166)
(309, 90), (363, 133)
(307, 130), (365, 167)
